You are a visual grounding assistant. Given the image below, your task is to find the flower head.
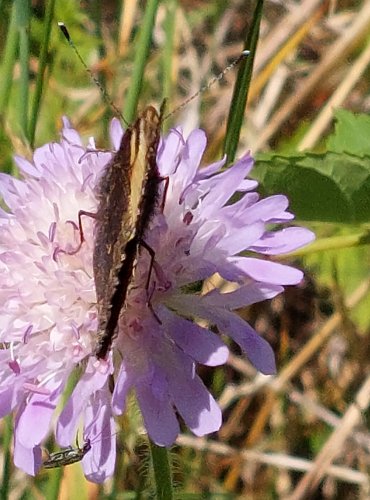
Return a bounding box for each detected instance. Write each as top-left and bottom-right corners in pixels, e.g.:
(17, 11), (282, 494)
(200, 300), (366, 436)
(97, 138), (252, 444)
(0, 118), (314, 482)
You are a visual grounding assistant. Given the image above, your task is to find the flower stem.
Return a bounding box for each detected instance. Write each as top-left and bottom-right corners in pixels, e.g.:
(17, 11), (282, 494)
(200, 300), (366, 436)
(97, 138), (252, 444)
(278, 231), (370, 259)
(45, 467), (62, 500)
(149, 441), (174, 500)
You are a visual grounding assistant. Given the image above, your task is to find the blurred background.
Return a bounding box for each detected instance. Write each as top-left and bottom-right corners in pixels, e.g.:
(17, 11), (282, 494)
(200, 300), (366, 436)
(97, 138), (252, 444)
(0, 1), (369, 498)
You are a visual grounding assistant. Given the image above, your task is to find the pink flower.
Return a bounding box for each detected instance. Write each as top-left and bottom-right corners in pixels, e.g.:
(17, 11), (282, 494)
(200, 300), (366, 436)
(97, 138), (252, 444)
(0, 118), (314, 482)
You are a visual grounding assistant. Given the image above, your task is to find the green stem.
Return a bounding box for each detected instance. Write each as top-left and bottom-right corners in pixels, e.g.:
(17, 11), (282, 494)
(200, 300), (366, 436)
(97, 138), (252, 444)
(0, 416), (12, 499)
(278, 231), (370, 259)
(45, 467), (63, 500)
(91, 0), (106, 64)
(223, 0), (264, 164)
(29, 0), (56, 147)
(123, 0), (160, 123)
(149, 441), (174, 500)
(0, 4), (19, 115)
(16, 0), (31, 141)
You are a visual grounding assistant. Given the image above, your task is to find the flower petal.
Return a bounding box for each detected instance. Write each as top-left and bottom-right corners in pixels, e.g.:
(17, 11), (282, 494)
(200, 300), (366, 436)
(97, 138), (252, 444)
(83, 391), (116, 483)
(197, 154), (254, 214)
(215, 310), (276, 374)
(13, 440), (42, 476)
(0, 385), (20, 419)
(232, 257), (304, 285)
(57, 358), (111, 446)
(109, 118), (123, 150)
(242, 195), (290, 223)
(166, 295), (276, 374)
(203, 282), (284, 309)
(16, 377), (64, 448)
(168, 350), (222, 435)
(217, 222), (265, 255)
(250, 227), (315, 255)
(136, 377), (179, 447)
(112, 363), (134, 415)
(161, 309), (229, 366)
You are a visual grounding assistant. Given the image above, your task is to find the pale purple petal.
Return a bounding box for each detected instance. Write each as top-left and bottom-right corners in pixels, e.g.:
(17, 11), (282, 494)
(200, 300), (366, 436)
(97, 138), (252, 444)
(13, 440), (42, 476)
(136, 381), (179, 447)
(83, 391), (116, 483)
(168, 350), (222, 435)
(175, 129), (207, 186)
(0, 386), (20, 418)
(196, 156), (226, 179)
(238, 178), (259, 191)
(250, 227), (315, 254)
(161, 309), (229, 366)
(213, 310), (276, 374)
(112, 363), (134, 415)
(203, 282), (284, 309)
(61, 116), (83, 146)
(0, 173), (28, 208)
(165, 295), (276, 374)
(197, 155), (254, 214)
(158, 127), (185, 176)
(16, 377), (64, 448)
(221, 192), (259, 219)
(232, 257), (304, 285)
(242, 195), (290, 223)
(57, 358), (111, 446)
(217, 222), (265, 254)
(13, 155), (40, 177)
(109, 117), (123, 150)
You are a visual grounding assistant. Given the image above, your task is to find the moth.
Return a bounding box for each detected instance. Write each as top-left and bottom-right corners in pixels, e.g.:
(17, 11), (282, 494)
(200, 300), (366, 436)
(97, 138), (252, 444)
(93, 102), (165, 360)
(58, 23), (247, 360)
(43, 439), (91, 469)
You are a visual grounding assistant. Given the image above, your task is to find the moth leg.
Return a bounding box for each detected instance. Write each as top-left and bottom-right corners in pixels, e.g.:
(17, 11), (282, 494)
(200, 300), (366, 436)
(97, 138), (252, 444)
(55, 210), (96, 258)
(139, 239), (156, 292)
(75, 430), (80, 449)
(134, 175), (168, 284)
(138, 240), (163, 325)
(108, 374), (115, 394)
(147, 280), (162, 325)
(159, 176), (169, 213)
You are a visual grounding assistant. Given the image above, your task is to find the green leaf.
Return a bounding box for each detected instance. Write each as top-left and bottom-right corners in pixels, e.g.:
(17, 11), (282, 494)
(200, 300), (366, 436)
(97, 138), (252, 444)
(327, 109), (370, 156)
(253, 151), (370, 224)
(305, 242), (370, 332)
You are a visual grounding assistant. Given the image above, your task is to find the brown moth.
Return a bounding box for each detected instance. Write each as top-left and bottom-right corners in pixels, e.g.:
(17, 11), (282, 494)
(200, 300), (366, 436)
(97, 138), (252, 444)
(93, 103), (165, 360)
(58, 23), (247, 361)
(43, 439), (91, 469)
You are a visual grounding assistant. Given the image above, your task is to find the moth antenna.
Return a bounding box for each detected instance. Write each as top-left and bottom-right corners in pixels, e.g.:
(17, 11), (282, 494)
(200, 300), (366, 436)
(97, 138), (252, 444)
(58, 22), (128, 125)
(163, 49), (250, 121)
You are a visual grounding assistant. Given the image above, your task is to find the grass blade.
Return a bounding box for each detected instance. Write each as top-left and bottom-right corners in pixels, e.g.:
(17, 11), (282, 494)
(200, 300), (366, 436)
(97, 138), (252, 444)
(223, 0), (264, 164)
(123, 0), (161, 123)
(28, 0), (56, 147)
(16, 0), (31, 141)
(0, 4), (19, 115)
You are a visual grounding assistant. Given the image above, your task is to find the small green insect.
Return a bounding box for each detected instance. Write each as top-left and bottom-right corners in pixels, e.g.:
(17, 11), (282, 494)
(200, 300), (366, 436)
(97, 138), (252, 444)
(43, 439), (91, 469)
